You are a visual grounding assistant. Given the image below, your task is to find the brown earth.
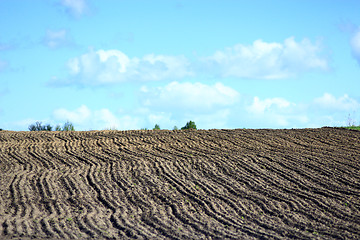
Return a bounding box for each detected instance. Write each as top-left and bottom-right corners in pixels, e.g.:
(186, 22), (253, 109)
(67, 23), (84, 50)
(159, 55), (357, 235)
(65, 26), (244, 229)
(0, 128), (359, 239)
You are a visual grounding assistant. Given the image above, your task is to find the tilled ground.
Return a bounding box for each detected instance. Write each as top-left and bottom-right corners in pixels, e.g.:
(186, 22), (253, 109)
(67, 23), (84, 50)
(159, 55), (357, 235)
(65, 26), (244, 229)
(0, 128), (359, 239)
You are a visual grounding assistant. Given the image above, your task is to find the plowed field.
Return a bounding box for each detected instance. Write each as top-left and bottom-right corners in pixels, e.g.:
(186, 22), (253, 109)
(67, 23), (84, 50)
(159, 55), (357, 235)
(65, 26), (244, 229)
(0, 128), (359, 239)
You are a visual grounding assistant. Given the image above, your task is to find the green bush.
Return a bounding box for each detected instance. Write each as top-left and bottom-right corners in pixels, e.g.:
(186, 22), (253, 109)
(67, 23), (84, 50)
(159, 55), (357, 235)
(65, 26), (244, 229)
(153, 124), (160, 130)
(29, 121), (75, 131)
(62, 121), (75, 131)
(181, 121), (197, 130)
(28, 121), (52, 131)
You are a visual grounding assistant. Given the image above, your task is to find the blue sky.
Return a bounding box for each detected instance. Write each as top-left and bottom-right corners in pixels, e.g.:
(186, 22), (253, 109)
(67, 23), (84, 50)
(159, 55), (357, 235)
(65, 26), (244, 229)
(1, 0), (360, 131)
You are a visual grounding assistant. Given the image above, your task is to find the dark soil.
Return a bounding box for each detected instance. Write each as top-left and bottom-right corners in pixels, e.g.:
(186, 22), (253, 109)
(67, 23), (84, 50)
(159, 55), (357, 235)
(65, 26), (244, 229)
(0, 128), (359, 239)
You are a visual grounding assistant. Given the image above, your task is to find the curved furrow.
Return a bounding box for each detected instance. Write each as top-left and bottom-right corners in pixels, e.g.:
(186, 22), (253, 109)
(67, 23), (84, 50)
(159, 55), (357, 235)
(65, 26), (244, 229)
(275, 149), (358, 188)
(44, 139), (74, 169)
(168, 155), (248, 219)
(186, 159), (304, 237)
(65, 159), (120, 239)
(109, 163), (159, 239)
(153, 157), (277, 239)
(275, 153), (359, 197)
(59, 172), (101, 238)
(238, 154), (360, 226)
(231, 154), (360, 236)
(24, 136), (58, 170)
(110, 151), (227, 239)
(1, 129), (360, 239)
(32, 170), (69, 238)
(188, 154), (342, 237)
(258, 153), (360, 213)
(85, 163), (134, 238)
(134, 169), (225, 239)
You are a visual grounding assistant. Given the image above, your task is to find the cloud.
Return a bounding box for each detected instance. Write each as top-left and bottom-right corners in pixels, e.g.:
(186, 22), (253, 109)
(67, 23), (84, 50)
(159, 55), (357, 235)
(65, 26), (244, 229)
(247, 97), (293, 115)
(53, 105), (91, 124)
(351, 28), (360, 65)
(52, 49), (193, 86)
(50, 36), (331, 87)
(140, 81), (240, 113)
(43, 29), (74, 49)
(52, 105), (141, 130)
(245, 96), (308, 127)
(60, 0), (89, 17)
(313, 93), (360, 111)
(202, 37), (329, 79)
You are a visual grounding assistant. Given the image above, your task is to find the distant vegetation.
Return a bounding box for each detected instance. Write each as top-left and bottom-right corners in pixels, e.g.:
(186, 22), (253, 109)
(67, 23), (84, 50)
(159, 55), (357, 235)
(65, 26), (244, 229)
(28, 122), (53, 131)
(344, 126), (360, 130)
(140, 121), (196, 131)
(29, 121), (75, 131)
(181, 120), (197, 130)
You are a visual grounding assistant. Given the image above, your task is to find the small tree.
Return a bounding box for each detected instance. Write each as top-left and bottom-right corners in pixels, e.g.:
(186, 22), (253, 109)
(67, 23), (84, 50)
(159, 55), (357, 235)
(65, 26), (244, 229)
(45, 124), (52, 131)
(181, 120), (197, 130)
(28, 121), (52, 131)
(62, 121), (75, 131)
(173, 126), (178, 130)
(153, 124), (160, 130)
(29, 121), (75, 131)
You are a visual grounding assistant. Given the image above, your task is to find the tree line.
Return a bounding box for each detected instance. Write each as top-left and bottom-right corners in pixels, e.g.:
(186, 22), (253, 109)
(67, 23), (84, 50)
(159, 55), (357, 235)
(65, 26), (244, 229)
(143, 120), (197, 130)
(27, 120), (197, 131)
(28, 121), (75, 131)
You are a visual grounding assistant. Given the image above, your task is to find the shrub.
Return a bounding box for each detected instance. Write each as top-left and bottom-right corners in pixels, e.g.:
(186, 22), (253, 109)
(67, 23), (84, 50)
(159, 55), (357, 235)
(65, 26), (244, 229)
(62, 121), (75, 131)
(153, 124), (160, 130)
(181, 121), (197, 130)
(29, 121), (75, 131)
(28, 121), (52, 131)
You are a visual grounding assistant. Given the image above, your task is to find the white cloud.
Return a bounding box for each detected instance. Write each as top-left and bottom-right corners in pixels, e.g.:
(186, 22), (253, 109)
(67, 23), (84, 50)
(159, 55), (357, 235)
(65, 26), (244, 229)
(60, 0), (88, 17)
(351, 28), (360, 65)
(313, 93), (360, 111)
(56, 49), (193, 86)
(53, 105), (91, 124)
(247, 96), (293, 115)
(245, 96), (308, 127)
(52, 105), (141, 130)
(94, 109), (120, 129)
(147, 112), (176, 129)
(140, 81), (240, 112)
(51, 36), (330, 87)
(203, 37), (329, 79)
(43, 29), (73, 49)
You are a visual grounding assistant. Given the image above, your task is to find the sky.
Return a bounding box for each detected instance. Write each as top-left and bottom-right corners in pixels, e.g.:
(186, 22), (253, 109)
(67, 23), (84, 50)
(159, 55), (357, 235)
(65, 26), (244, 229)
(1, 0), (360, 131)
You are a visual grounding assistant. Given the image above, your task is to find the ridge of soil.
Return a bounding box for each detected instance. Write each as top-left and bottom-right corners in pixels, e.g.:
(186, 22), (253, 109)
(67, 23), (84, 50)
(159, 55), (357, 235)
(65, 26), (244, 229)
(0, 128), (359, 239)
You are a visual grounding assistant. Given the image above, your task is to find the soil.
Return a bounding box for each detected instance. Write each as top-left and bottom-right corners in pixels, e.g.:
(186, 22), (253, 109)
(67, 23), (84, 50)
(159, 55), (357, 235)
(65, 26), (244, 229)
(0, 128), (359, 239)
